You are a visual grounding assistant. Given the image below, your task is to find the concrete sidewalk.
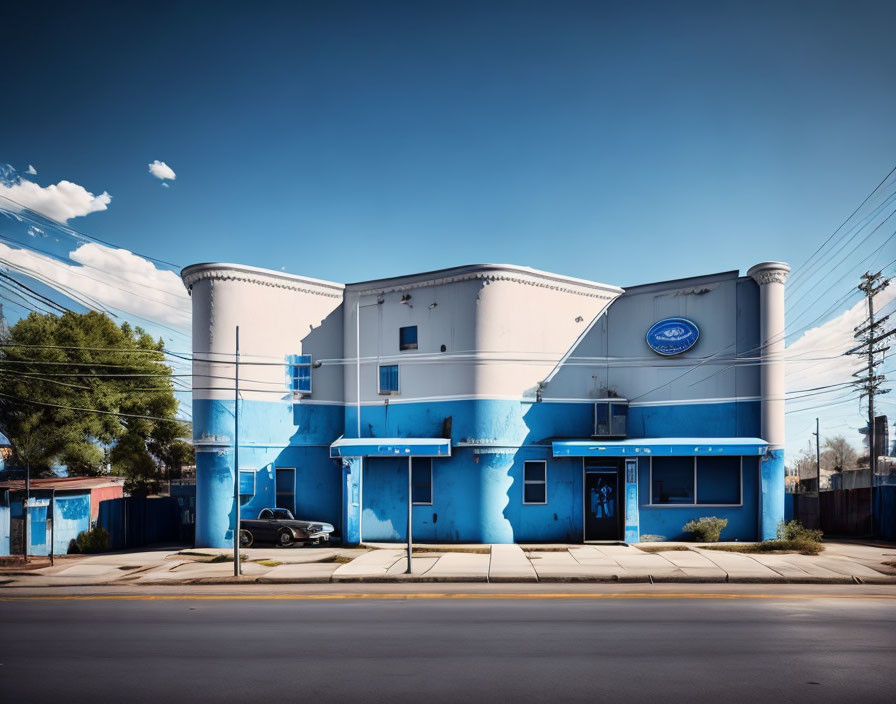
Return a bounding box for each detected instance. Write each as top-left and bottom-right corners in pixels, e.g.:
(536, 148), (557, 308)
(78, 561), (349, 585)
(1, 541), (895, 587)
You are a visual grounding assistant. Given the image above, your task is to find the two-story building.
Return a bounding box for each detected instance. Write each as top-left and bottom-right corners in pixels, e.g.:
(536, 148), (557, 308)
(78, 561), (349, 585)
(181, 260), (788, 547)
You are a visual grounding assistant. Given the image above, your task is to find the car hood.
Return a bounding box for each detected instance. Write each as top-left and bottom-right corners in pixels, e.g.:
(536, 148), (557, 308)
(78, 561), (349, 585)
(279, 520), (334, 531)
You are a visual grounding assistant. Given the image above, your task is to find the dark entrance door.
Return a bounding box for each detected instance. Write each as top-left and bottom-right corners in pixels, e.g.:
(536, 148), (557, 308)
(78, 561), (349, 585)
(584, 462), (622, 541)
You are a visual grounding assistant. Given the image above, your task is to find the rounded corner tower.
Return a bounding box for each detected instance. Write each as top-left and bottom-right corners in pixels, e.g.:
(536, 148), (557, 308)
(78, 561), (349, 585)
(181, 263), (345, 547)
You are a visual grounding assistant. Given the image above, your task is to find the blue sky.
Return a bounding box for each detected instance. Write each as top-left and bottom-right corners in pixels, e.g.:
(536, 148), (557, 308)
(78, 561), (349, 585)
(1, 0), (895, 459)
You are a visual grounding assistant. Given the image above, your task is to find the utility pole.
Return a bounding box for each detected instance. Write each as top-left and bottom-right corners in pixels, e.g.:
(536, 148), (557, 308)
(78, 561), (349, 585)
(233, 326), (241, 577)
(848, 271), (893, 532)
(812, 418), (821, 493)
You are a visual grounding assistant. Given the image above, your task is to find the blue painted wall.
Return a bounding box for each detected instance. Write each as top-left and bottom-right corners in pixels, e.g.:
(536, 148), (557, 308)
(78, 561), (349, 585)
(358, 449), (583, 543)
(0, 492), (9, 556)
(196, 394), (763, 545)
(52, 494), (91, 555)
(193, 398), (343, 547)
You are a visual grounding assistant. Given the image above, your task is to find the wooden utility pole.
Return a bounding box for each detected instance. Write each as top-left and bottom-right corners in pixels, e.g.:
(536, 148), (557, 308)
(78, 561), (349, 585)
(848, 271), (893, 532)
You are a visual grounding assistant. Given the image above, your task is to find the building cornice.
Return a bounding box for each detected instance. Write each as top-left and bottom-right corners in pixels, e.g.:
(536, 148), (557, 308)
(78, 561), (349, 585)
(181, 263), (345, 299)
(347, 264), (623, 300)
(747, 261), (790, 286)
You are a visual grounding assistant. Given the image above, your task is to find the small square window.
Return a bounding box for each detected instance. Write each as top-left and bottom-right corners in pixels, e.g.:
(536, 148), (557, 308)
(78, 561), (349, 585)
(523, 460), (547, 504)
(291, 355), (312, 394)
(400, 326), (418, 351)
(379, 364), (399, 393)
(412, 458), (432, 505)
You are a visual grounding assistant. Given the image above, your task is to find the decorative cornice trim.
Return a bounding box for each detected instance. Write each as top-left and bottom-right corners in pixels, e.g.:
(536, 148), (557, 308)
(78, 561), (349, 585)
(181, 263), (344, 299)
(349, 269), (622, 300)
(747, 261), (791, 286)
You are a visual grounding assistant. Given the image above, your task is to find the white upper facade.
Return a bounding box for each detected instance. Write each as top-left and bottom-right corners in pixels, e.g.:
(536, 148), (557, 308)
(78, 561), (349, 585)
(181, 262), (622, 404)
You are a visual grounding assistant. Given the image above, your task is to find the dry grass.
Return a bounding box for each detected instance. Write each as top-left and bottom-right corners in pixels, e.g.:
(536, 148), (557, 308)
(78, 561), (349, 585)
(316, 554), (355, 564)
(636, 545), (691, 553)
(702, 540), (823, 556)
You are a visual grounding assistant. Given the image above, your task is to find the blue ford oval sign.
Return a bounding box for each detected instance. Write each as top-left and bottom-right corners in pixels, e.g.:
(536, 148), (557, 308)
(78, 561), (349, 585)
(646, 318), (700, 356)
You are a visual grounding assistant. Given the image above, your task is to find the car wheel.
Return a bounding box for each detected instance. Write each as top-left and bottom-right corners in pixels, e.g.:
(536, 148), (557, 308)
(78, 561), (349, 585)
(239, 529), (253, 548)
(277, 529), (294, 547)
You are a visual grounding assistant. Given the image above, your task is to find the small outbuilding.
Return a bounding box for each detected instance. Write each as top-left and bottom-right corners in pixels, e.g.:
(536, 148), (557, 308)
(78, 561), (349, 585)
(0, 476), (125, 556)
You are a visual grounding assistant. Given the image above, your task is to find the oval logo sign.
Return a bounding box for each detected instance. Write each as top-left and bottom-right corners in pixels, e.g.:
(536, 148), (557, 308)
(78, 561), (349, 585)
(646, 318), (699, 356)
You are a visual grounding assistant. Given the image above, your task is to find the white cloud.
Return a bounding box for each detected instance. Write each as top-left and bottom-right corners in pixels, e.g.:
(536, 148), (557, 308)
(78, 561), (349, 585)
(785, 284), (896, 457)
(25, 164), (37, 176)
(0, 178), (111, 223)
(148, 160), (176, 181)
(786, 286), (895, 393)
(161, 182), (170, 189)
(0, 241), (190, 331)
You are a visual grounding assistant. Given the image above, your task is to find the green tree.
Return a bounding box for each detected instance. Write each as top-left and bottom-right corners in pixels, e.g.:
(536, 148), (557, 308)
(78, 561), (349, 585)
(0, 311), (193, 492)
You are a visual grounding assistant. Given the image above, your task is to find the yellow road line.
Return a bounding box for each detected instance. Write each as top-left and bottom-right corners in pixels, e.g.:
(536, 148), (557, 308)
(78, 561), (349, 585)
(1, 592), (895, 602)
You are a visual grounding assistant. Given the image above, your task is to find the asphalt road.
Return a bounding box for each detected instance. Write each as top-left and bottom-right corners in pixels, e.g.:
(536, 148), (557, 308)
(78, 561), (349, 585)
(2, 592), (894, 704)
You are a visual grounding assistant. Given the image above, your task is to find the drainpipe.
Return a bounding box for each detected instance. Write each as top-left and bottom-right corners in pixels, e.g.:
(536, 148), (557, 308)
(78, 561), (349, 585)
(747, 262), (790, 540)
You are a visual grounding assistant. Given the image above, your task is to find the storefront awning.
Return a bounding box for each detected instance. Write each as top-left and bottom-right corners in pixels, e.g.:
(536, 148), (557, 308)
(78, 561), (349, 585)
(552, 437), (767, 457)
(330, 437), (452, 459)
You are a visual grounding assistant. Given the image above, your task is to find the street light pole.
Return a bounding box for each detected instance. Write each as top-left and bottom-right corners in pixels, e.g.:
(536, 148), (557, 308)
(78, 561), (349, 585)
(406, 456), (412, 574)
(233, 326), (241, 577)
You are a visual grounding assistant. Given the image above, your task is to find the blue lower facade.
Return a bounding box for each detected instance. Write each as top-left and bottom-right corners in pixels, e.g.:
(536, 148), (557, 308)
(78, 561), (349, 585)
(194, 396), (775, 546)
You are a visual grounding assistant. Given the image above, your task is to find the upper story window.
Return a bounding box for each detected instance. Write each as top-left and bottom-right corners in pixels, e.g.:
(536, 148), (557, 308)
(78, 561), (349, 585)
(291, 355), (312, 394)
(593, 399), (628, 438)
(399, 326), (418, 351)
(379, 364), (399, 394)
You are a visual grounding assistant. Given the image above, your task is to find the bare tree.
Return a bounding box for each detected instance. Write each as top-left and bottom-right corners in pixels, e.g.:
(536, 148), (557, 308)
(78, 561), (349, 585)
(822, 435), (858, 473)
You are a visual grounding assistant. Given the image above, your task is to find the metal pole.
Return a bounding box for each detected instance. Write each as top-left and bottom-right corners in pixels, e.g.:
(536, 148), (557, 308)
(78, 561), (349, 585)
(406, 456), (412, 574)
(356, 300), (361, 438)
(234, 326), (241, 577)
(814, 418), (821, 493)
(23, 459), (29, 562)
(50, 488), (55, 567)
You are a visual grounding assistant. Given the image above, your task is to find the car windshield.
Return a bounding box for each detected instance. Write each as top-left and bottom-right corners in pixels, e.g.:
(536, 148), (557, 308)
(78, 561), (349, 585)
(271, 508), (294, 520)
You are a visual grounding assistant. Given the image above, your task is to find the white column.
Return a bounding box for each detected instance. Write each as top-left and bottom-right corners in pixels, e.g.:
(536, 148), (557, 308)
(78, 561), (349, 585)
(747, 261), (790, 540)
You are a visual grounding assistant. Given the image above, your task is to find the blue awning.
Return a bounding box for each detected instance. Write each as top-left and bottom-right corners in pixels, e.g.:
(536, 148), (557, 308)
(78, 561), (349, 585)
(330, 437), (452, 459)
(552, 437), (767, 457)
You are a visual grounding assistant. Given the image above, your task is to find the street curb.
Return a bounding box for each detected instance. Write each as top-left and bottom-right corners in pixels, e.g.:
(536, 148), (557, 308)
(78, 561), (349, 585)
(5, 575), (896, 588)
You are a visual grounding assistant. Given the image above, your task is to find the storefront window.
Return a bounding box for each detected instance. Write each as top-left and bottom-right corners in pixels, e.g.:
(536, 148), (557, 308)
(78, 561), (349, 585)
(650, 457), (694, 504)
(696, 457), (741, 505)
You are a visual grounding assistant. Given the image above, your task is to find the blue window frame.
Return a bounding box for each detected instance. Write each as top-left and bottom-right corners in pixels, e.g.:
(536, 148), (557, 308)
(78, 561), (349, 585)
(650, 456), (743, 506)
(400, 325), (418, 351)
(412, 458), (432, 504)
(523, 460), (547, 504)
(291, 355), (312, 394)
(239, 470), (255, 506)
(379, 364), (399, 393)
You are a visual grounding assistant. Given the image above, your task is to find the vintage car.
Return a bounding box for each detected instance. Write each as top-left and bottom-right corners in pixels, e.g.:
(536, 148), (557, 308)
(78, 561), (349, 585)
(239, 508), (335, 547)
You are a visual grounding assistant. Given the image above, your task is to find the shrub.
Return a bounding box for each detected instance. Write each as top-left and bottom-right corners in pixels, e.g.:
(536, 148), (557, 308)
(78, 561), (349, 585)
(777, 519), (822, 544)
(75, 526), (110, 553)
(682, 516), (728, 543)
